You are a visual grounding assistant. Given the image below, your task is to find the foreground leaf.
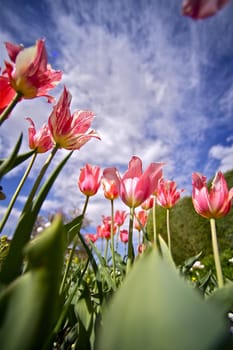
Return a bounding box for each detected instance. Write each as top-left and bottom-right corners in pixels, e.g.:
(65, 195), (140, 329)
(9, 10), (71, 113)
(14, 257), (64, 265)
(0, 215), (66, 350)
(97, 247), (230, 350)
(0, 152), (72, 285)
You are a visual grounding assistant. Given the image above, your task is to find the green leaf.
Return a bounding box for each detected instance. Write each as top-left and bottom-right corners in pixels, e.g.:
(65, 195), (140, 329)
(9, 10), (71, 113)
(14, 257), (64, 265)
(0, 134), (34, 179)
(207, 281), (233, 313)
(97, 247), (229, 350)
(0, 152), (72, 285)
(0, 215), (66, 350)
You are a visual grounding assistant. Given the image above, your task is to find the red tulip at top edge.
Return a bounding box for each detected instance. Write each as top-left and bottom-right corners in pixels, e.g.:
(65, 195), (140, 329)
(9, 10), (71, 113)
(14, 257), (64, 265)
(3, 39), (62, 101)
(112, 156), (164, 208)
(48, 87), (100, 150)
(157, 178), (184, 209)
(0, 75), (16, 113)
(78, 164), (101, 196)
(182, 0), (230, 20)
(26, 117), (54, 153)
(192, 171), (233, 219)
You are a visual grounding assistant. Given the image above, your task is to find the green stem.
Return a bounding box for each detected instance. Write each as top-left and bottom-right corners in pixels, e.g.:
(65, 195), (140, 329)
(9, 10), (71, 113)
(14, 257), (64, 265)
(0, 92), (22, 127)
(104, 239), (109, 261)
(110, 199), (116, 286)
(153, 196), (157, 243)
(22, 146), (58, 213)
(166, 208), (172, 255)
(60, 195), (89, 294)
(126, 207), (135, 273)
(0, 151), (37, 233)
(210, 218), (224, 288)
(115, 226), (120, 251)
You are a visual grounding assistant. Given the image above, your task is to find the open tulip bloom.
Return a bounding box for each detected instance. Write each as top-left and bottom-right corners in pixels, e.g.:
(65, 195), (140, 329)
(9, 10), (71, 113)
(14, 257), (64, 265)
(48, 86), (100, 150)
(3, 39), (62, 101)
(192, 171), (233, 219)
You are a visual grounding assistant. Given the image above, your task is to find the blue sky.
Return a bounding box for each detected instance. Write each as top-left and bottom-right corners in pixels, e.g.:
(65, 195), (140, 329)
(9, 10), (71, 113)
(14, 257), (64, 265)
(0, 0), (233, 236)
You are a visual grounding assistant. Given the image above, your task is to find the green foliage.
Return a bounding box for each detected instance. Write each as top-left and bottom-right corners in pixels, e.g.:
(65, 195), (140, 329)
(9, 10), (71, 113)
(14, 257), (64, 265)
(97, 246), (231, 350)
(0, 215), (66, 350)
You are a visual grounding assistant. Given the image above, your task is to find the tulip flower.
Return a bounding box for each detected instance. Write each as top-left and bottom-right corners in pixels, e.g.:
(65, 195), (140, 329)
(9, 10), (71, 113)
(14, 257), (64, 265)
(192, 171), (233, 288)
(114, 210), (128, 226)
(141, 196), (154, 210)
(119, 156), (164, 209)
(157, 179), (184, 209)
(134, 210), (148, 231)
(102, 168), (120, 200)
(85, 233), (98, 244)
(26, 118), (53, 153)
(48, 87), (100, 150)
(3, 39), (62, 101)
(78, 164), (101, 197)
(182, 0), (229, 20)
(192, 171), (233, 219)
(109, 156), (163, 270)
(0, 75), (16, 114)
(120, 229), (129, 244)
(157, 178), (184, 255)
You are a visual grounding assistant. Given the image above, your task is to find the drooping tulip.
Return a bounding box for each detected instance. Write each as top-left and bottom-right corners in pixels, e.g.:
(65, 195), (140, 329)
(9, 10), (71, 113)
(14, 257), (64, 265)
(192, 171), (233, 219)
(3, 39), (62, 101)
(48, 86), (100, 150)
(26, 117), (53, 153)
(181, 0), (229, 19)
(78, 164), (101, 196)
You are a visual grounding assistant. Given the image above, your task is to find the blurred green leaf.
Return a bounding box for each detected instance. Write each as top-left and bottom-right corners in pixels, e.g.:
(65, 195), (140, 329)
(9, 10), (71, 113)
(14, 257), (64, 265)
(97, 247), (229, 350)
(207, 281), (233, 313)
(0, 152), (72, 285)
(0, 215), (66, 350)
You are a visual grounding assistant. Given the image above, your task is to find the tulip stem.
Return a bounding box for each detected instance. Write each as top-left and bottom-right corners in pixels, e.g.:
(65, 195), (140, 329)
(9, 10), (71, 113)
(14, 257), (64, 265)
(60, 195), (90, 294)
(153, 196), (157, 242)
(110, 199), (117, 286)
(0, 151), (37, 233)
(0, 92), (22, 127)
(166, 208), (172, 255)
(210, 218), (224, 288)
(22, 146), (58, 213)
(126, 207), (135, 273)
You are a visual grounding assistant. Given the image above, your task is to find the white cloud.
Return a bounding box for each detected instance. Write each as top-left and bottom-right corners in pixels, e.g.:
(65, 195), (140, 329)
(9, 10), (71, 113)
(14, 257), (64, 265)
(209, 143), (233, 172)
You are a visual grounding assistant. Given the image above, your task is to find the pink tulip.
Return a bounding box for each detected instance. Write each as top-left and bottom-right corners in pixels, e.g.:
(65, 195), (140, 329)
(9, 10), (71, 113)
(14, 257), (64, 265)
(48, 87), (100, 150)
(134, 210), (148, 231)
(26, 117), (53, 153)
(120, 229), (129, 244)
(102, 168), (120, 200)
(85, 233), (98, 244)
(119, 156), (164, 208)
(192, 171), (233, 219)
(141, 195), (154, 210)
(157, 178), (184, 209)
(114, 210), (128, 226)
(182, 0), (229, 20)
(78, 164), (101, 196)
(3, 39), (62, 101)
